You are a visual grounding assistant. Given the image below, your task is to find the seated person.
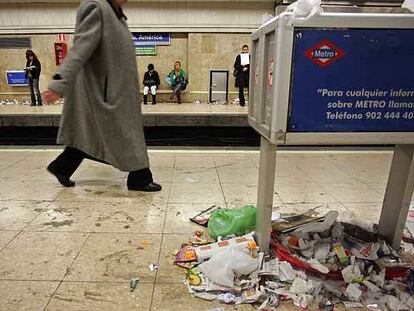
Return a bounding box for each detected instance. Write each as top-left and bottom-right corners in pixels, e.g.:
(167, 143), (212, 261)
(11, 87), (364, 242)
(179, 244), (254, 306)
(143, 63), (160, 105)
(166, 61), (187, 104)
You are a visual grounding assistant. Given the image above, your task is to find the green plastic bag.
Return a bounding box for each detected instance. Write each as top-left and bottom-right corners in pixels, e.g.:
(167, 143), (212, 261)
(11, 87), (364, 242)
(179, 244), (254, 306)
(208, 205), (256, 239)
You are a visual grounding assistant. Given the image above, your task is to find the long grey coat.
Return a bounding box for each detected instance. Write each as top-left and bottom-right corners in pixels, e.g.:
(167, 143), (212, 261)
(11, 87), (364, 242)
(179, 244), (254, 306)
(48, 0), (149, 172)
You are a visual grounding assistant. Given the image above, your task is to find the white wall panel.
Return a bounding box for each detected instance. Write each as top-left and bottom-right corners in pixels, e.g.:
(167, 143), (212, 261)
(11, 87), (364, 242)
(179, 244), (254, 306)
(0, 1), (275, 34)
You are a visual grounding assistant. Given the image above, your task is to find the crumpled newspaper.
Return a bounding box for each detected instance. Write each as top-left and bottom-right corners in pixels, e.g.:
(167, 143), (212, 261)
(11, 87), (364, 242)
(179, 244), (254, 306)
(402, 0), (414, 12)
(285, 0), (323, 19)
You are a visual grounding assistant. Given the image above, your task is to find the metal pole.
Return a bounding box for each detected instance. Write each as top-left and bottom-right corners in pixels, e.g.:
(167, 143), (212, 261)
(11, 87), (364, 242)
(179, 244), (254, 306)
(256, 136), (277, 253)
(378, 144), (414, 250)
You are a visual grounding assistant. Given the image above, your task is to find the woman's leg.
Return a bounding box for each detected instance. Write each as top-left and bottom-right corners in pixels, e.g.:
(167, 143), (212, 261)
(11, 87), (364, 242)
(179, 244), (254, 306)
(28, 79), (36, 106)
(151, 85), (157, 105)
(170, 85), (176, 99)
(143, 86), (149, 105)
(239, 86), (245, 107)
(33, 79), (42, 106)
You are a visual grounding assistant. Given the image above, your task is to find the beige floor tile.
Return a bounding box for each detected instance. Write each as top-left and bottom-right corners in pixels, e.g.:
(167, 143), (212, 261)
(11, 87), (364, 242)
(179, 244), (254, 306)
(45, 281), (153, 311)
(152, 167), (174, 183)
(275, 182), (338, 204)
(151, 283), (256, 310)
(349, 169), (390, 183)
(172, 167), (218, 183)
(321, 182), (384, 203)
(169, 183), (224, 204)
(0, 200), (49, 230)
(0, 157), (55, 182)
(0, 280), (59, 311)
(274, 165), (314, 184)
(341, 202), (383, 226)
(213, 153), (259, 168)
(364, 182), (387, 196)
(65, 233), (161, 283)
(302, 167), (357, 183)
(217, 166), (258, 184)
(0, 151), (32, 167)
(175, 154), (215, 168)
(0, 180), (65, 201)
(26, 201), (166, 234)
(0, 232), (88, 280)
(164, 203), (225, 234)
(222, 183), (282, 208)
(0, 231), (18, 250)
(149, 153), (176, 168)
(56, 182), (171, 204)
(291, 157), (335, 170)
(156, 234), (191, 284)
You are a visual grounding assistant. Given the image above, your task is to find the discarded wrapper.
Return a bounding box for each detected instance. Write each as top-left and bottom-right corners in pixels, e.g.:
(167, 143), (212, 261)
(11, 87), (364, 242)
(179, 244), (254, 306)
(149, 263), (159, 272)
(130, 277), (139, 292)
(194, 232), (256, 263)
(189, 205), (220, 227)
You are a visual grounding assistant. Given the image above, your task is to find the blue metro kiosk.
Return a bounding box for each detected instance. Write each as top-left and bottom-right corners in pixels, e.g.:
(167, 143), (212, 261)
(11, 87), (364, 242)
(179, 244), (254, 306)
(249, 12), (414, 252)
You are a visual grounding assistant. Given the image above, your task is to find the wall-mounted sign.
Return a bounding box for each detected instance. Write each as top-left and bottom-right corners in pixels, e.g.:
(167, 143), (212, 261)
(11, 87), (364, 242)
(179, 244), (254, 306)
(135, 45), (157, 56)
(6, 70), (28, 86)
(132, 33), (170, 46)
(57, 34), (68, 42)
(54, 42), (68, 66)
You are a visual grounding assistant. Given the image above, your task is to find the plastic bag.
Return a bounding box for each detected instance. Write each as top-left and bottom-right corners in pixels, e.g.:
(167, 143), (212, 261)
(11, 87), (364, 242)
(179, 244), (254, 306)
(402, 0), (414, 12)
(164, 76), (173, 86)
(286, 0), (323, 19)
(208, 205), (256, 239)
(198, 246), (259, 287)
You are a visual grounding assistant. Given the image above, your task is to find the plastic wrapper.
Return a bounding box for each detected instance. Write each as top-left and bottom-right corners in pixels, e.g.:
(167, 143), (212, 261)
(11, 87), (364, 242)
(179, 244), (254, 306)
(194, 232), (255, 263)
(345, 283), (363, 301)
(198, 246), (259, 287)
(402, 0), (414, 12)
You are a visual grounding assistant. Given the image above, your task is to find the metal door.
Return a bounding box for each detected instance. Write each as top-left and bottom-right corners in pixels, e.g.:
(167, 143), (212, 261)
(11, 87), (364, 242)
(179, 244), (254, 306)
(209, 70), (229, 103)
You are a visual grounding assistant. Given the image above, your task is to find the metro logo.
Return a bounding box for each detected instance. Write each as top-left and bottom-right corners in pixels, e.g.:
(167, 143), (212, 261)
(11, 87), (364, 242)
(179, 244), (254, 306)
(304, 39), (345, 68)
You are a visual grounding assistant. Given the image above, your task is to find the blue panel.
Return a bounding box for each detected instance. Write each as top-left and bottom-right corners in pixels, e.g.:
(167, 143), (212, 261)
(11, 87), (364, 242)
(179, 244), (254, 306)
(289, 29), (414, 132)
(6, 71), (28, 86)
(132, 33), (170, 46)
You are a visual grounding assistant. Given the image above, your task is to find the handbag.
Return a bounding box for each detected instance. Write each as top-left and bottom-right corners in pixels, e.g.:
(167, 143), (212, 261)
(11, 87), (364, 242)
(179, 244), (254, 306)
(232, 68), (238, 77)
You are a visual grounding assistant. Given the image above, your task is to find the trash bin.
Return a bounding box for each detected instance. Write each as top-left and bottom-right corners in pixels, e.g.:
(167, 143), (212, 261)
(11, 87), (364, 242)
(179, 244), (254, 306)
(248, 12), (414, 145)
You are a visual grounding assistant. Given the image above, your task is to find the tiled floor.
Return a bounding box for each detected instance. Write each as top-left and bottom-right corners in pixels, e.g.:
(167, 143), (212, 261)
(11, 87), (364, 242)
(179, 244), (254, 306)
(0, 147), (409, 310)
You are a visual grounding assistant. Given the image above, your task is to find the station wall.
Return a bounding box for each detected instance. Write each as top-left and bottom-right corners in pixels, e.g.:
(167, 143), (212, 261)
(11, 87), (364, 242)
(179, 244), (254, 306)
(0, 0), (273, 103)
(0, 32), (251, 103)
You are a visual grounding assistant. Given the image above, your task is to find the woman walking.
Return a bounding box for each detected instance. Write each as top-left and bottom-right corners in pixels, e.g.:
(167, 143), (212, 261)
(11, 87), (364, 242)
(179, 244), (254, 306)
(42, 0), (161, 192)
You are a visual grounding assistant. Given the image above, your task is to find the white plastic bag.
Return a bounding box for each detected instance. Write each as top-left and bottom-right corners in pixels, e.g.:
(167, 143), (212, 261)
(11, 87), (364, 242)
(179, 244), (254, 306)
(402, 0), (414, 12)
(198, 246), (259, 287)
(286, 0), (323, 19)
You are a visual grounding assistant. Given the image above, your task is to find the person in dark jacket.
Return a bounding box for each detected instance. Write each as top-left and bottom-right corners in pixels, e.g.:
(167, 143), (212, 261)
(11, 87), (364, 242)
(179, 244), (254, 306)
(143, 64), (160, 105)
(24, 50), (42, 106)
(233, 44), (250, 107)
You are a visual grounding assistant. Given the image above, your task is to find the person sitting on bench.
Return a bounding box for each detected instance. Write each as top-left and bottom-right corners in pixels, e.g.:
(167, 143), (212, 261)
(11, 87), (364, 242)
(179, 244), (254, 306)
(166, 61), (187, 104)
(143, 63), (160, 105)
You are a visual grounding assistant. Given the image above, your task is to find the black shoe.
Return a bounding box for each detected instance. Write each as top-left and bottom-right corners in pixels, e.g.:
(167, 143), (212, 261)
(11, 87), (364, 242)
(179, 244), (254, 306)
(47, 164), (75, 187)
(30, 104), (36, 106)
(152, 95), (156, 105)
(240, 102), (245, 107)
(128, 182), (162, 192)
